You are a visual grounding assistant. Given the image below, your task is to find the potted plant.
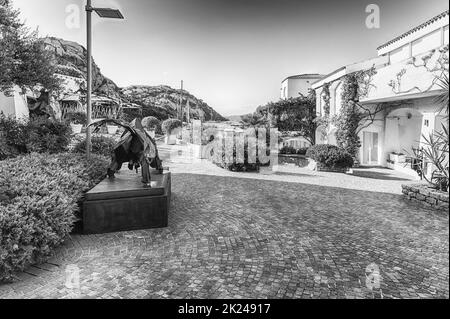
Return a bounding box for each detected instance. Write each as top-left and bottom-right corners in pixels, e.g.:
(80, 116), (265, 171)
(389, 152), (406, 163)
(66, 111), (87, 134)
(162, 119), (182, 145)
(142, 116), (161, 138)
(106, 123), (119, 135)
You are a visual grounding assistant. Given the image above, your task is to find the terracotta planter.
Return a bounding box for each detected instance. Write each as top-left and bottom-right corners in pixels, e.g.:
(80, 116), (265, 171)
(70, 123), (83, 134)
(165, 134), (177, 145)
(389, 153), (406, 163)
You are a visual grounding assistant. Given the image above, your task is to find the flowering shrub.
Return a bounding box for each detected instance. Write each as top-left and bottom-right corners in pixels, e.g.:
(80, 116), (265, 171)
(306, 144), (354, 169)
(0, 153), (108, 281)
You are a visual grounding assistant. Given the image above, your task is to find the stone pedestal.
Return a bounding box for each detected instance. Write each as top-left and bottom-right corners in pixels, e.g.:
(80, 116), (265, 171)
(83, 170), (171, 234)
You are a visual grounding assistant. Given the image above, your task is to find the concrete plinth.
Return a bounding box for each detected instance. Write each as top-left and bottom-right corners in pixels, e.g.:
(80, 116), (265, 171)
(83, 170), (171, 234)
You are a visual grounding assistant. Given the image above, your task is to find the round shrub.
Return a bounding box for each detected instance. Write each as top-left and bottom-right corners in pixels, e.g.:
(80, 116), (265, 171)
(306, 144), (354, 169)
(73, 136), (117, 157)
(0, 153), (109, 281)
(162, 119), (182, 135)
(142, 116), (162, 135)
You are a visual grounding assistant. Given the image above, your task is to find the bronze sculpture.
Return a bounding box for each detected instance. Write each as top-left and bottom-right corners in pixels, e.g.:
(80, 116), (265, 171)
(88, 118), (164, 186)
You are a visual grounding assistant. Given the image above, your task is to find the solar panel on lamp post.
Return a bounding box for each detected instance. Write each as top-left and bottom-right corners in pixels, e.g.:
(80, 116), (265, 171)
(85, 0), (124, 159)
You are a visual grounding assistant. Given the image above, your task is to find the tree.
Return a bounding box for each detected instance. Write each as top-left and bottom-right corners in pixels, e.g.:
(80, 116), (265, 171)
(0, 0), (60, 95)
(257, 91), (317, 145)
(240, 112), (269, 129)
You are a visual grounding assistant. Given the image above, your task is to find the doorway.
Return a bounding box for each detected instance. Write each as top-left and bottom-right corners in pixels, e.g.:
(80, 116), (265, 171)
(363, 131), (379, 165)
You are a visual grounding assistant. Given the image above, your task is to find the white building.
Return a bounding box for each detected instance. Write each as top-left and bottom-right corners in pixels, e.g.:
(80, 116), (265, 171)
(281, 74), (323, 100)
(312, 10), (449, 178)
(0, 87), (31, 120)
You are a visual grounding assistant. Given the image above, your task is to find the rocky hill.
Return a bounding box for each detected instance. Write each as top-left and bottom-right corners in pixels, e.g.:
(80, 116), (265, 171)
(42, 37), (226, 121)
(120, 85), (226, 121)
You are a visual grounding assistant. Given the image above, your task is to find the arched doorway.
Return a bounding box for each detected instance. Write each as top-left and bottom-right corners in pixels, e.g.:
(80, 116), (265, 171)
(384, 108), (423, 157)
(315, 125), (327, 144)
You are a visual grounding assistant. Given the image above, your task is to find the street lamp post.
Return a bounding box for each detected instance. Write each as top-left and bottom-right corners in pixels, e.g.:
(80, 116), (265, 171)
(85, 0), (124, 159)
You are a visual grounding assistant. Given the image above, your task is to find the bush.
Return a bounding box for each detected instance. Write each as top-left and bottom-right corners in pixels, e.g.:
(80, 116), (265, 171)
(280, 146), (297, 155)
(162, 119), (182, 135)
(212, 137), (270, 172)
(142, 116), (162, 134)
(306, 144), (354, 169)
(0, 153), (108, 281)
(65, 111), (87, 125)
(297, 147), (309, 156)
(0, 115), (28, 159)
(26, 118), (72, 154)
(73, 136), (117, 157)
(0, 115), (72, 158)
(279, 146), (308, 156)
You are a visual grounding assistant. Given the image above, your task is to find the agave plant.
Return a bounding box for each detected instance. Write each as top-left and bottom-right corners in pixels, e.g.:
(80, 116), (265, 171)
(411, 124), (449, 191)
(436, 73), (449, 119)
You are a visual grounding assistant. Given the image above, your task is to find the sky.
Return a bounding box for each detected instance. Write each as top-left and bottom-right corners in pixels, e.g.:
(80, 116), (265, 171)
(11, 0), (450, 116)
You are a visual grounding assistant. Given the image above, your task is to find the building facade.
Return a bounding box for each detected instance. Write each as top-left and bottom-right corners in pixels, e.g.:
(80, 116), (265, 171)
(281, 74), (323, 100)
(0, 87), (31, 120)
(312, 10), (449, 178)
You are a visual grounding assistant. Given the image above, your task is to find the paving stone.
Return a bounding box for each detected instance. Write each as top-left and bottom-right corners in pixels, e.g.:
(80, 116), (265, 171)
(0, 155), (448, 299)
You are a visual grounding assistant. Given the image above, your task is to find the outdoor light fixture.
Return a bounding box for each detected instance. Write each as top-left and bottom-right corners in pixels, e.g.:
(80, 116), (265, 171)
(92, 8), (124, 19)
(85, 0), (124, 159)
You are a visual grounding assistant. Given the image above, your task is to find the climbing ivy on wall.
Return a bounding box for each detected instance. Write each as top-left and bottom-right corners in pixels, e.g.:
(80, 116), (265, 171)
(334, 67), (377, 158)
(322, 83), (331, 117)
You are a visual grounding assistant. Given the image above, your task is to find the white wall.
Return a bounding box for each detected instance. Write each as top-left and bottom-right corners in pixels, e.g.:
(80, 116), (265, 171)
(411, 29), (442, 57)
(281, 81), (288, 99)
(444, 25), (449, 45)
(13, 91), (30, 120)
(0, 88), (29, 120)
(389, 45), (410, 64)
(378, 13), (449, 56)
(282, 77), (320, 100)
(0, 92), (15, 117)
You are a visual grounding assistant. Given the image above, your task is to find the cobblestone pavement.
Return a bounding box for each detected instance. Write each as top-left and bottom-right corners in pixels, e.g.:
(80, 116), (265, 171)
(0, 150), (448, 299)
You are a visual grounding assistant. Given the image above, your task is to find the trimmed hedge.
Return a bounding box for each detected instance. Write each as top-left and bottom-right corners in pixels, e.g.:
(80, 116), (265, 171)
(306, 144), (354, 169)
(0, 115), (72, 160)
(212, 137), (270, 172)
(73, 136), (117, 158)
(280, 146), (309, 156)
(0, 153), (108, 281)
(280, 146), (297, 155)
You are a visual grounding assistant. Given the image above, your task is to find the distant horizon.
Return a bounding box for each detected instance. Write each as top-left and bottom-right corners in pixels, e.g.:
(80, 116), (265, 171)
(12, 0), (450, 116)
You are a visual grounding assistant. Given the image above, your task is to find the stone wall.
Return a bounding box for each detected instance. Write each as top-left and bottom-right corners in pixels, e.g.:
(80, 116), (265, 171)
(402, 184), (449, 211)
